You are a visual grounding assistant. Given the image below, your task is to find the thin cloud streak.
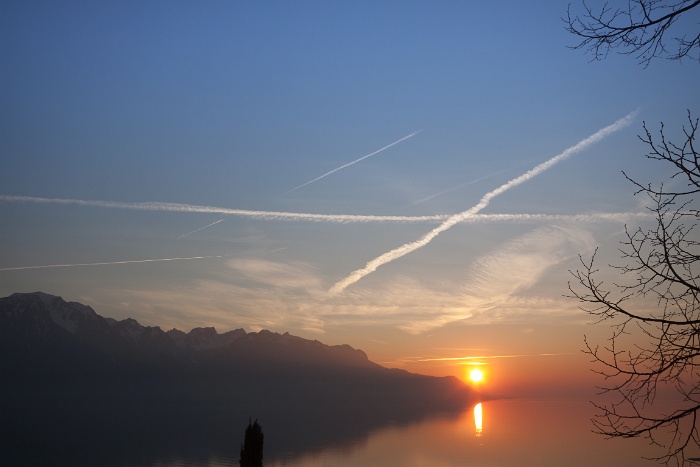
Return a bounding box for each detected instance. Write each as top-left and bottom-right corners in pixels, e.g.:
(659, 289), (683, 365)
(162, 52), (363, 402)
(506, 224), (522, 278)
(0, 255), (227, 271)
(412, 353), (577, 362)
(0, 195), (649, 224)
(284, 130), (422, 194)
(177, 219), (225, 239)
(330, 111), (638, 294)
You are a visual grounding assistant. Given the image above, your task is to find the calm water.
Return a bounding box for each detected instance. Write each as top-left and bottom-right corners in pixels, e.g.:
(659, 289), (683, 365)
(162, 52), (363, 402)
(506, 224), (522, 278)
(138, 399), (659, 467)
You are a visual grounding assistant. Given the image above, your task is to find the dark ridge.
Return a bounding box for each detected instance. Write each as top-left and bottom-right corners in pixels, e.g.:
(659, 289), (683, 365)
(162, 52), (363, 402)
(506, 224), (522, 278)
(0, 292), (478, 467)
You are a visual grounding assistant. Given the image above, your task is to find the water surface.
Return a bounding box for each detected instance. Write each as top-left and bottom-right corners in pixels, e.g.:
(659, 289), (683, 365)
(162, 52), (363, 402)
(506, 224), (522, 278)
(114, 399), (660, 467)
(267, 399), (656, 467)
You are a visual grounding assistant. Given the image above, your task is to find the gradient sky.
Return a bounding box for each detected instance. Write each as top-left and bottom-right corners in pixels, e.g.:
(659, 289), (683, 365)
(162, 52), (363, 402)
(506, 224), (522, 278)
(1, 1), (697, 397)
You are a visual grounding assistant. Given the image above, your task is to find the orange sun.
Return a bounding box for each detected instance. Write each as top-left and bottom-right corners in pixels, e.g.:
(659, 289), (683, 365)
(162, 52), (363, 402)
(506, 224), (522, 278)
(469, 368), (484, 383)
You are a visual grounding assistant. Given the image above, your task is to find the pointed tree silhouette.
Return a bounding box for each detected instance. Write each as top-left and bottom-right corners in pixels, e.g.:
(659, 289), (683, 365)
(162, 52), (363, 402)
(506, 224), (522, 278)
(239, 419), (264, 467)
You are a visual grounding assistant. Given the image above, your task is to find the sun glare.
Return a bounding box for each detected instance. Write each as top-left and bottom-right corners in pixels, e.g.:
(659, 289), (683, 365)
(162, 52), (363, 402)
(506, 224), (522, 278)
(469, 369), (484, 383)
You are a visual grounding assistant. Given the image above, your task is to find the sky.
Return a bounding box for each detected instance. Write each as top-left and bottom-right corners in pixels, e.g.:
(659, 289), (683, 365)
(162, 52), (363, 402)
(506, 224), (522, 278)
(1, 1), (698, 397)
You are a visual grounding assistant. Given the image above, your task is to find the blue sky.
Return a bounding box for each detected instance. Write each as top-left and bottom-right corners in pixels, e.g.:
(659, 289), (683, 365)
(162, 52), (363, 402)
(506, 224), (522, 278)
(1, 1), (697, 395)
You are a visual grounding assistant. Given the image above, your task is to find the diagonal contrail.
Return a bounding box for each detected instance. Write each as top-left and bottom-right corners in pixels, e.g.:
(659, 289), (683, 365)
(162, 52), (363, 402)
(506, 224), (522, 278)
(284, 130), (422, 194)
(330, 111), (638, 294)
(177, 219), (225, 239)
(0, 255), (227, 271)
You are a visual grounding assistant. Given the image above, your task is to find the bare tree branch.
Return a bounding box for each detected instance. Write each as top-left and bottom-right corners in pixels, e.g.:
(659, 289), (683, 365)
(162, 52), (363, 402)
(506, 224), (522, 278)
(569, 112), (700, 465)
(564, 0), (700, 66)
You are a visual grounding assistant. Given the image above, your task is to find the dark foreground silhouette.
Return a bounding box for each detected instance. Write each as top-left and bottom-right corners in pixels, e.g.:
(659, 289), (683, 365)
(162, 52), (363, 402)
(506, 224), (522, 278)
(240, 419), (264, 467)
(0, 292), (477, 467)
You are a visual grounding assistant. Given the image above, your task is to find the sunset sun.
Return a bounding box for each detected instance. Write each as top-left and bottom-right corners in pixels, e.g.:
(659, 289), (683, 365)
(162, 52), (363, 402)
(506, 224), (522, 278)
(469, 369), (484, 383)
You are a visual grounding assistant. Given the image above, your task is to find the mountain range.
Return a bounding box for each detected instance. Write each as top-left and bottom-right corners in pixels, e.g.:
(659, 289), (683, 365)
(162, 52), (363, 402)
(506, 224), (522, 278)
(0, 291), (378, 377)
(0, 292), (477, 466)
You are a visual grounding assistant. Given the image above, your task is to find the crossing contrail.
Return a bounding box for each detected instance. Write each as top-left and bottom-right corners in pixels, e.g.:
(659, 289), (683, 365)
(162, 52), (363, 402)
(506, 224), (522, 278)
(0, 255), (227, 271)
(0, 195), (446, 223)
(284, 130), (422, 194)
(330, 111), (638, 294)
(177, 219), (225, 239)
(0, 195), (649, 225)
(0, 194), (650, 226)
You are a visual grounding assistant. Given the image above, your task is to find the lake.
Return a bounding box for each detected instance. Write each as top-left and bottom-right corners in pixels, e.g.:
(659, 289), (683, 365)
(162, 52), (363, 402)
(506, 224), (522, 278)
(109, 399), (658, 467)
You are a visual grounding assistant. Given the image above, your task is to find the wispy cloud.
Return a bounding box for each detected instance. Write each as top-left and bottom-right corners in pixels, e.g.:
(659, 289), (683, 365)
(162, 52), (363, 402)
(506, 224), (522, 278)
(228, 258), (322, 290)
(329, 111), (638, 294)
(80, 238), (591, 337)
(0, 255), (227, 271)
(464, 225), (595, 299)
(396, 225), (596, 333)
(284, 130), (422, 194)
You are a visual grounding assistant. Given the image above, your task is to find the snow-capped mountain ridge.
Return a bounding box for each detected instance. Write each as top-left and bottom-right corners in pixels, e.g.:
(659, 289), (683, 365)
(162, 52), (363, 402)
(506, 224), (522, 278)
(0, 292), (375, 370)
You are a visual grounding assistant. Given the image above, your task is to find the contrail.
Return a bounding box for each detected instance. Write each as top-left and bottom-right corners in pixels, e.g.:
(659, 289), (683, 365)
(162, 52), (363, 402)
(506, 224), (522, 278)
(284, 130), (422, 194)
(177, 219), (225, 239)
(0, 255), (227, 271)
(0, 195), (649, 225)
(405, 161), (533, 208)
(406, 173), (506, 208)
(0, 195), (446, 224)
(330, 111), (638, 294)
(0, 195), (448, 224)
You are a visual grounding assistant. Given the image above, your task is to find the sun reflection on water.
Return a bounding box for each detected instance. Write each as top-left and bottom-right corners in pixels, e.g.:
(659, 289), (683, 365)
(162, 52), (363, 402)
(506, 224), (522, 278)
(474, 402), (483, 437)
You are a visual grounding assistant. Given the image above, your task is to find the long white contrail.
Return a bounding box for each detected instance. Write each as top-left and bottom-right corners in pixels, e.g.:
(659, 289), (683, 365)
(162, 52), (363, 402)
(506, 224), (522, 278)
(330, 111), (638, 294)
(177, 219), (225, 239)
(0, 195), (649, 225)
(284, 130), (422, 194)
(1, 195), (448, 223)
(0, 195), (446, 223)
(0, 255), (227, 271)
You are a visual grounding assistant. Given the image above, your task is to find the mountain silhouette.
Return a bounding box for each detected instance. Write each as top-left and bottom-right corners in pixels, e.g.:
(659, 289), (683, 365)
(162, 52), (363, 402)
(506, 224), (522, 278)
(0, 292), (477, 466)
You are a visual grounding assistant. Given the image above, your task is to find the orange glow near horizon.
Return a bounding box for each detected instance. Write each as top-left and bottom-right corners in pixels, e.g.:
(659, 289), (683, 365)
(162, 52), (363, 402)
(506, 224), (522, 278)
(377, 340), (595, 398)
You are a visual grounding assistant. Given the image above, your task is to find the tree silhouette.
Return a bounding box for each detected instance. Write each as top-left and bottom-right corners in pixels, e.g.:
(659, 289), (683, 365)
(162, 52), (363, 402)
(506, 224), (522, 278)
(564, 0), (700, 66)
(239, 419), (264, 467)
(565, 1), (699, 463)
(569, 112), (700, 464)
